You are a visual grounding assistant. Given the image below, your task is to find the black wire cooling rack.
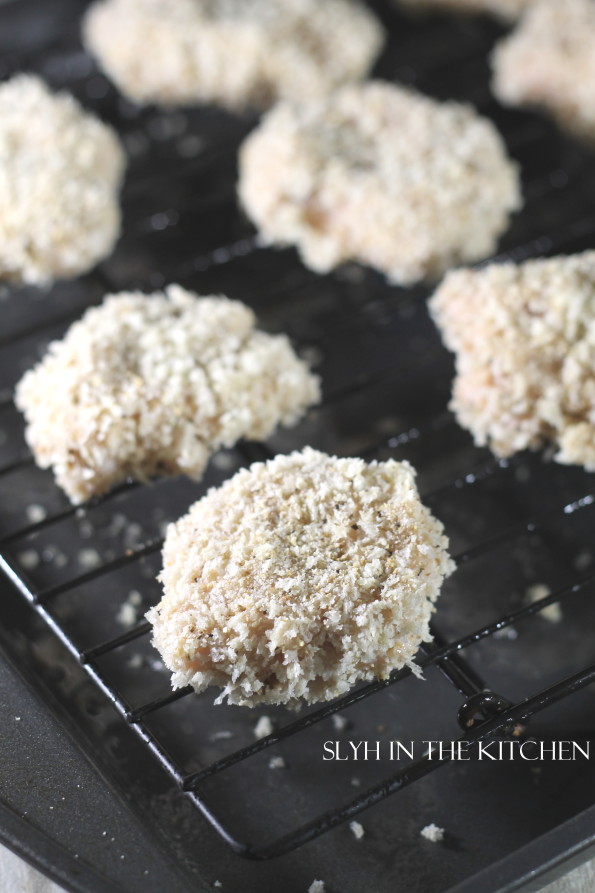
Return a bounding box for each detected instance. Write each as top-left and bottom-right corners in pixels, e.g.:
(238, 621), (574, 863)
(2, 0), (595, 876)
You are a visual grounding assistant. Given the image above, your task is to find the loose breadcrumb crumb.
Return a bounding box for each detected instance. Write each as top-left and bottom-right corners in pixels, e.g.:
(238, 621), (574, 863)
(116, 603), (137, 627)
(269, 756), (286, 769)
(492, 0), (595, 143)
(430, 252), (595, 470)
(308, 882), (325, 893)
(78, 549), (102, 570)
(210, 730), (233, 741)
(526, 584), (562, 623)
(254, 716), (274, 739)
(117, 591), (144, 627)
(84, 0), (384, 110)
(350, 820), (365, 840)
(26, 504), (47, 524)
(0, 75), (125, 286)
(148, 448), (455, 708)
(421, 823), (444, 842)
(395, 0), (534, 21)
(239, 81), (521, 285)
(17, 550), (40, 571)
(332, 714), (348, 732)
(15, 285), (319, 504)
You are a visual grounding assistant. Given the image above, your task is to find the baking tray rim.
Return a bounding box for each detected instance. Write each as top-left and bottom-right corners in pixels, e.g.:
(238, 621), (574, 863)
(1, 572), (595, 893)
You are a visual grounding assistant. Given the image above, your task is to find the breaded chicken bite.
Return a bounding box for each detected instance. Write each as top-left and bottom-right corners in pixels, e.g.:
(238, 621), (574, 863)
(0, 74), (125, 286)
(492, 0), (595, 142)
(83, 0), (384, 110)
(239, 82), (521, 286)
(148, 448), (455, 708)
(430, 251), (595, 468)
(15, 286), (319, 503)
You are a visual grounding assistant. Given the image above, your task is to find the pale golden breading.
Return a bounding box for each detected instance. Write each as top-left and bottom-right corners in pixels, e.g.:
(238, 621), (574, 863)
(83, 0), (384, 110)
(239, 82), (521, 286)
(15, 286), (320, 504)
(492, 0), (595, 142)
(0, 74), (125, 286)
(148, 448), (455, 708)
(430, 251), (595, 468)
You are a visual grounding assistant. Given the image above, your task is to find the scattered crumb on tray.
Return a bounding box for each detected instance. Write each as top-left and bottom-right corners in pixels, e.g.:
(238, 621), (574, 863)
(26, 504), (47, 523)
(117, 590), (145, 627)
(421, 823), (445, 842)
(308, 882), (325, 893)
(77, 548), (102, 570)
(211, 451), (238, 472)
(116, 602), (137, 627)
(268, 756), (286, 769)
(17, 549), (40, 571)
(210, 730), (233, 741)
(254, 716), (274, 739)
(350, 820), (365, 840)
(526, 583), (562, 623)
(332, 714), (348, 732)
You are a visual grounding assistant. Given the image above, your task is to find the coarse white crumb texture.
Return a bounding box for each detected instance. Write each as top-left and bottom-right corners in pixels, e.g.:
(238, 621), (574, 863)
(0, 74), (125, 286)
(492, 0), (595, 142)
(395, 0), (534, 22)
(15, 286), (319, 504)
(430, 251), (595, 469)
(148, 448), (455, 708)
(83, 0), (384, 110)
(308, 883), (325, 893)
(350, 820), (365, 839)
(421, 823), (444, 842)
(239, 82), (521, 286)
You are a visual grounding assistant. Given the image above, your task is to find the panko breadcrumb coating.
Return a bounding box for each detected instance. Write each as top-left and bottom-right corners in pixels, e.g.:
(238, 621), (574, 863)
(238, 82), (521, 286)
(15, 286), (319, 504)
(83, 0), (384, 110)
(394, 0), (535, 22)
(148, 448), (455, 708)
(492, 0), (595, 143)
(0, 74), (125, 286)
(430, 251), (595, 468)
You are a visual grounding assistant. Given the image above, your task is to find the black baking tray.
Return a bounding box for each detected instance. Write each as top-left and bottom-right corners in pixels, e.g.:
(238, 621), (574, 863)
(1, 1), (595, 891)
